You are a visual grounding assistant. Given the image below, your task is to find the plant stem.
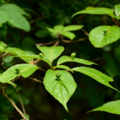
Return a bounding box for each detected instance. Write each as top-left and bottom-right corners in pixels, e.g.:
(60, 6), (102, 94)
(2, 89), (29, 120)
(81, 29), (89, 36)
(28, 77), (43, 83)
(36, 41), (56, 46)
(62, 37), (88, 43)
(14, 86), (26, 114)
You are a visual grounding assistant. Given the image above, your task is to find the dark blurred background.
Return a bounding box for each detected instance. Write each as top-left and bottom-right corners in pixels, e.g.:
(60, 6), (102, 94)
(1, 0), (120, 120)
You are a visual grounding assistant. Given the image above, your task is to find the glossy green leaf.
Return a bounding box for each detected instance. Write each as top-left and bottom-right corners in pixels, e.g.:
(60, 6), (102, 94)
(72, 67), (119, 92)
(72, 7), (114, 18)
(54, 65), (73, 72)
(0, 3), (27, 15)
(61, 31), (75, 40)
(88, 100), (120, 114)
(89, 25), (120, 48)
(0, 9), (8, 24)
(64, 25), (84, 31)
(57, 56), (96, 65)
(43, 69), (77, 111)
(0, 64), (38, 85)
(7, 11), (30, 31)
(114, 4), (120, 17)
(37, 46), (64, 66)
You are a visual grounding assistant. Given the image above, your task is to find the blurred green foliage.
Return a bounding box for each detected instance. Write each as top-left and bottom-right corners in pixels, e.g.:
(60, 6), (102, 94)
(0, 0), (120, 120)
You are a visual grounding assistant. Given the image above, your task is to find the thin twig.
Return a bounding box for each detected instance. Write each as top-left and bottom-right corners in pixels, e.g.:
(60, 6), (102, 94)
(14, 86), (26, 114)
(29, 15), (51, 24)
(36, 41), (56, 46)
(17, 93), (26, 114)
(111, 17), (118, 25)
(81, 29), (89, 36)
(53, 40), (60, 46)
(0, 52), (10, 60)
(62, 37), (88, 43)
(33, 59), (41, 64)
(39, 67), (46, 72)
(28, 77), (43, 83)
(2, 89), (28, 120)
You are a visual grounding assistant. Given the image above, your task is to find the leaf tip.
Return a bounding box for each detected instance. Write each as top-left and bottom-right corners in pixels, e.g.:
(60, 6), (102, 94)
(64, 104), (68, 112)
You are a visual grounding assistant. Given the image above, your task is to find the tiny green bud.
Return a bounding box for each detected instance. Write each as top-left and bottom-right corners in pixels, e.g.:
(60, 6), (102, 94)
(103, 30), (107, 35)
(39, 53), (43, 58)
(15, 68), (20, 75)
(53, 66), (56, 69)
(56, 73), (61, 81)
(71, 52), (76, 59)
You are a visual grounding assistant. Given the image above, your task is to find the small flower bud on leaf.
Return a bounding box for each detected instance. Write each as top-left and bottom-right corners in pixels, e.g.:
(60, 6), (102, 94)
(103, 30), (107, 35)
(56, 73), (61, 81)
(53, 66), (56, 69)
(39, 53), (43, 58)
(71, 52), (76, 59)
(15, 68), (20, 75)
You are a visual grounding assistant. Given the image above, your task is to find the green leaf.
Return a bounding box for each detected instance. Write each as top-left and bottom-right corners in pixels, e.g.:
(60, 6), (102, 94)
(46, 27), (57, 35)
(114, 4), (120, 17)
(72, 7), (114, 18)
(14, 54), (41, 59)
(54, 25), (64, 34)
(37, 46), (64, 66)
(43, 69), (77, 111)
(64, 25), (84, 31)
(88, 100), (120, 114)
(0, 47), (33, 63)
(89, 25), (120, 48)
(54, 65), (73, 72)
(14, 53), (51, 66)
(0, 9), (8, 24)
(0, 41), (7, 49)
(0, 64), (38, 85)
(57, 56), (96, 65)
(61, 31), (75, 40)
(7, 11), (30, 31)
(0, 3), (27, 15)
(3, 55), (14, 63)
(72, 67), (119, 92)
